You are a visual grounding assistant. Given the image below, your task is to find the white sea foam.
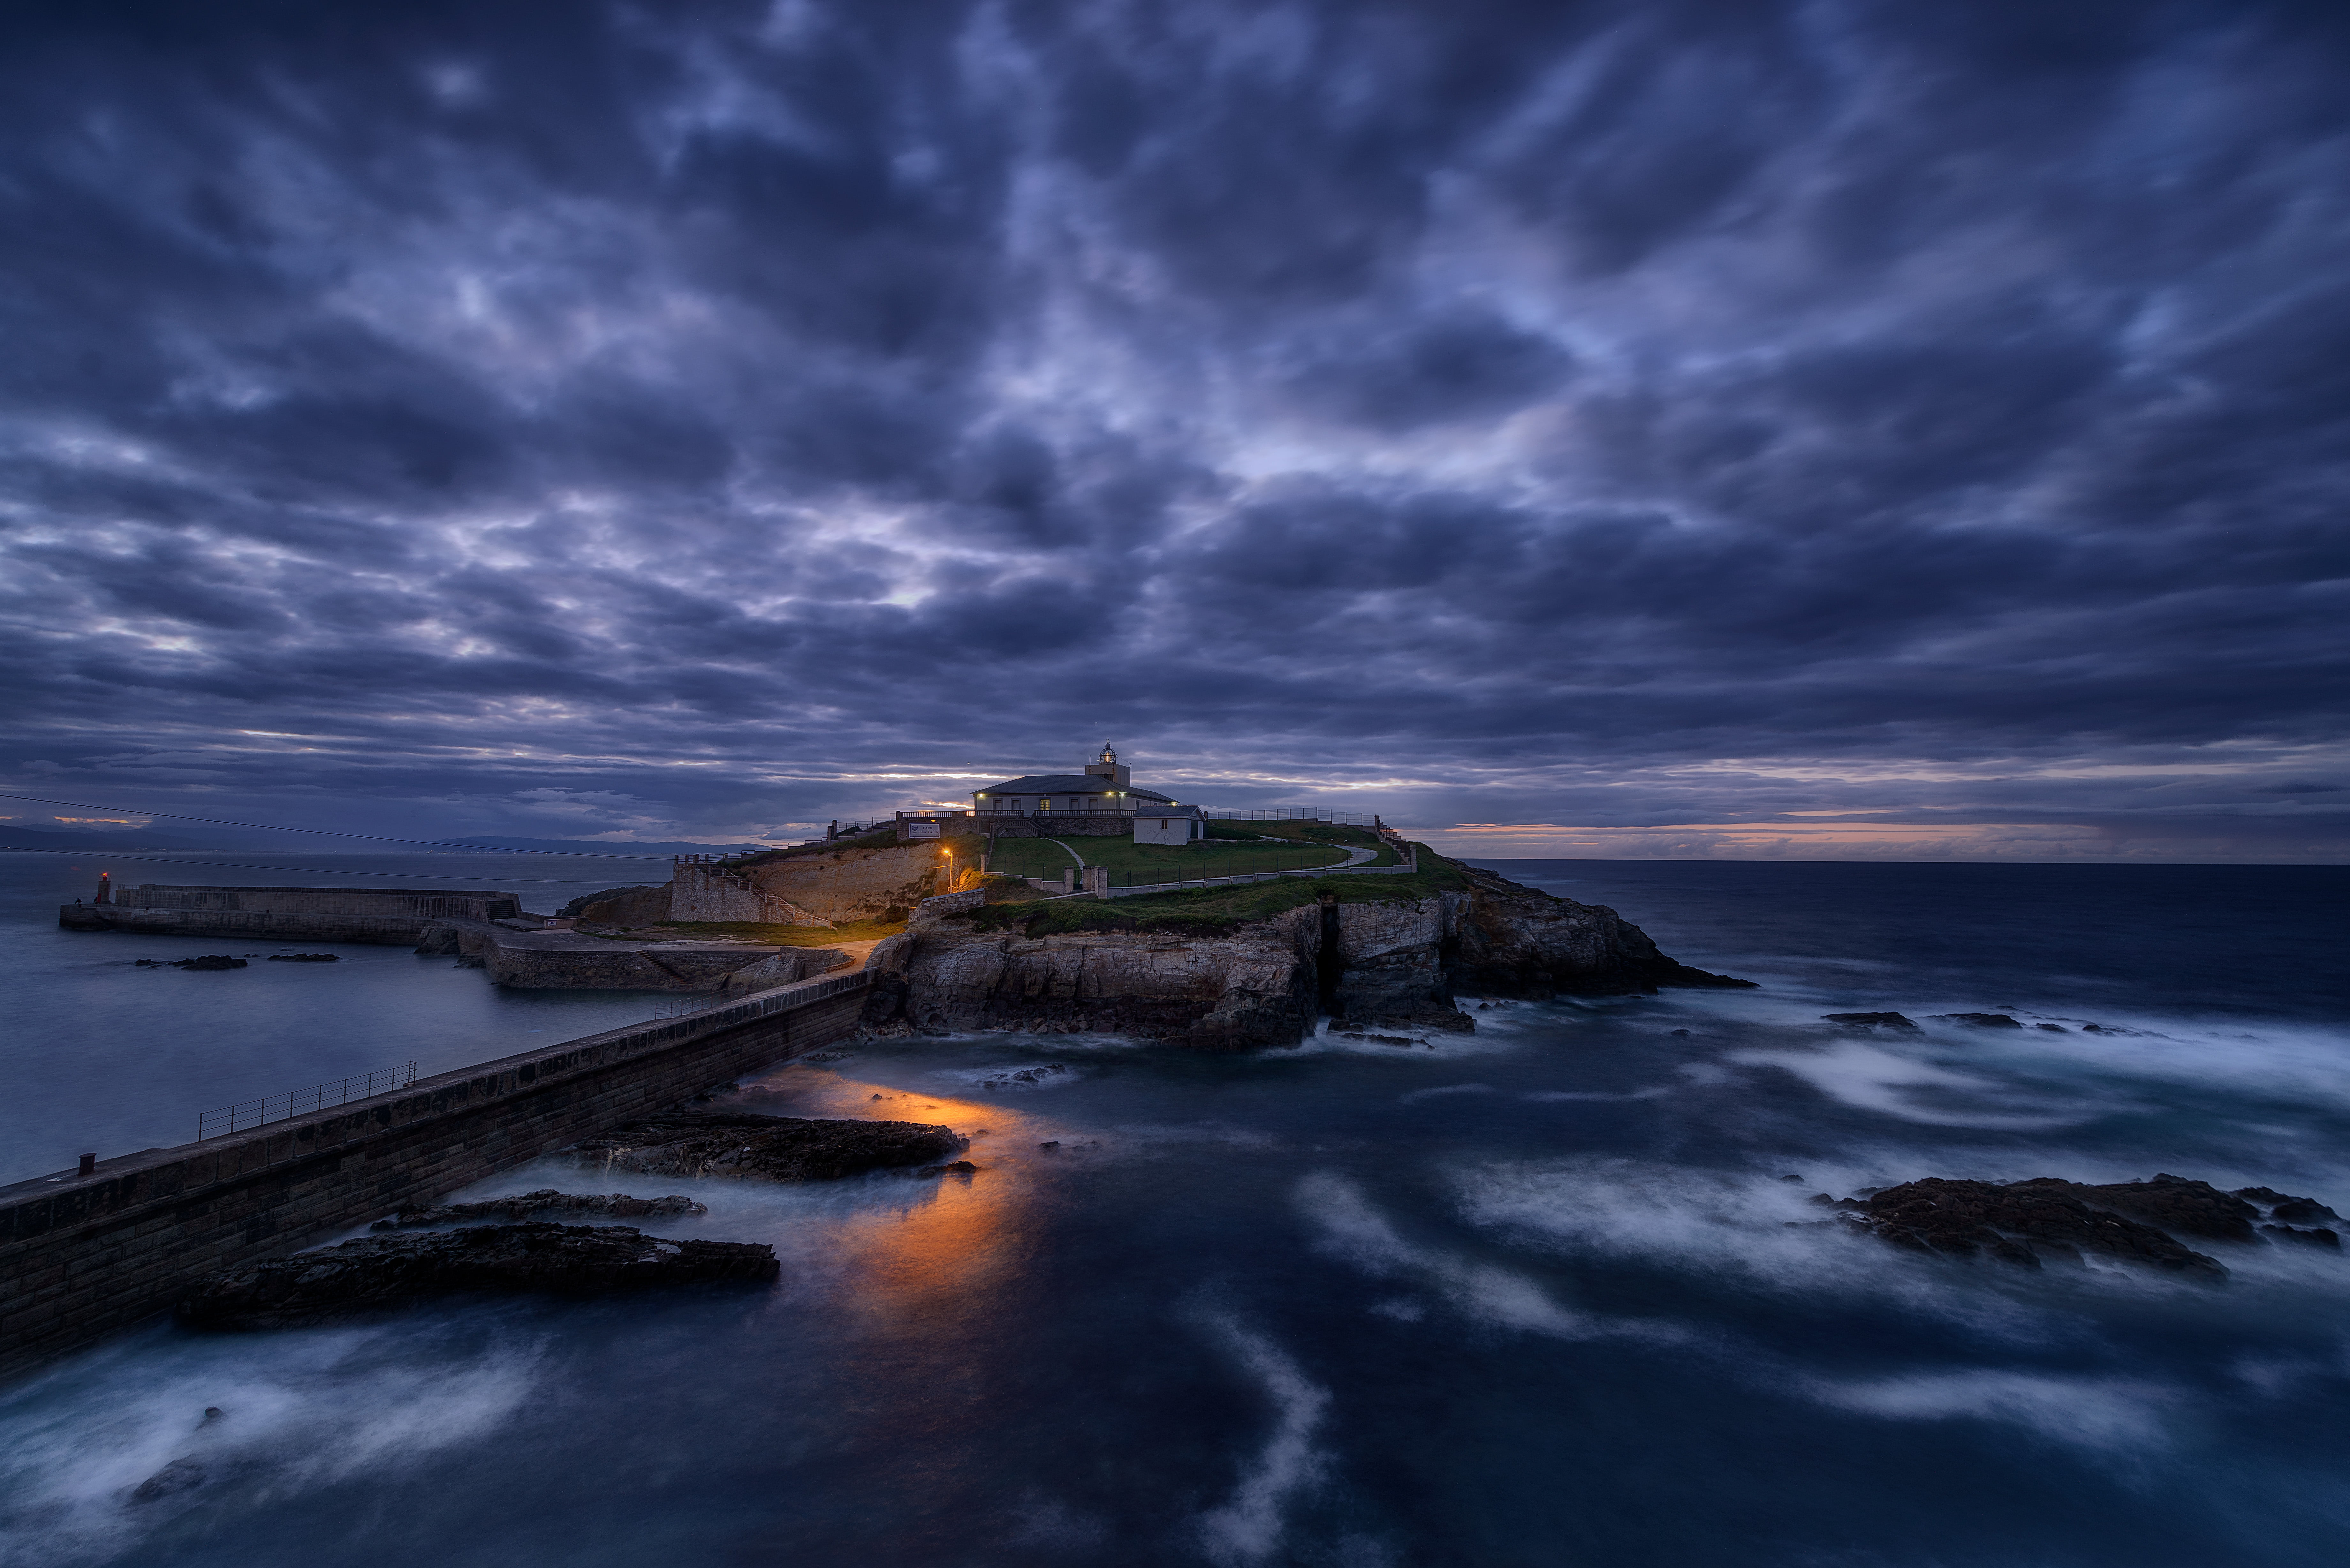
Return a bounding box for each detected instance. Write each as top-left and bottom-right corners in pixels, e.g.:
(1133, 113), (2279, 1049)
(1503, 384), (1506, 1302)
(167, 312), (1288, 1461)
(1937, 1013), (2350, 1115)
(1195, 1317), (1331, 1565)
(1520, 1087), (1673, 1102)
(1727, 1039), (2103, 1129)
(1805, 1370), (2177, 1451)
(1294, 1173), (1604, 1339)
(1451, 1158), (2067, 1332)
(0, 1326), (539, 1566)
(1292, 1016), (1533, 1059)
(1399, 1082), (1494, 1104)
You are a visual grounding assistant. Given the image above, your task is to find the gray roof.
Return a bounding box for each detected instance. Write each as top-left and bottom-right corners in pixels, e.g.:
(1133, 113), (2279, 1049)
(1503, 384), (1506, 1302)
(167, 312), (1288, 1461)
(975, 774), (1178, 803)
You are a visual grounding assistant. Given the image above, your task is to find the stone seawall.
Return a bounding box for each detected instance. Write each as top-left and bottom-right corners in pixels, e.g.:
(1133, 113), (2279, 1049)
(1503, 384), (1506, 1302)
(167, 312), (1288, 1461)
(116, 886), (521, 920)
(59, 905), (465, 946)
(0, 971), (869, 1381)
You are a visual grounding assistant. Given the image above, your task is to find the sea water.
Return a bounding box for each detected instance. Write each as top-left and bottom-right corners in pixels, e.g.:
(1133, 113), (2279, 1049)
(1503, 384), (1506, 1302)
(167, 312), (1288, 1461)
(0, 851), (683, 1181)
(0, 856), (2346, 1566)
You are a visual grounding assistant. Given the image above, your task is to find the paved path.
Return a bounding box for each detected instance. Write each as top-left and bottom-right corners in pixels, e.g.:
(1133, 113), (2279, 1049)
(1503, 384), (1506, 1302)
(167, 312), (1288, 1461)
(1254, 835), (1375, 868)
(1042, 837), (1087, 868)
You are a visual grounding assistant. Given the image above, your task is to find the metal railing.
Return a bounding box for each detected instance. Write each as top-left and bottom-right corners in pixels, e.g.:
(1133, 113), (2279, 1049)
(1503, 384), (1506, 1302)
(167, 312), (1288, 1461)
(177, 970), (873, 1150)
(196, 1062), (420, 1142)
(1203, 809), (1381, 825)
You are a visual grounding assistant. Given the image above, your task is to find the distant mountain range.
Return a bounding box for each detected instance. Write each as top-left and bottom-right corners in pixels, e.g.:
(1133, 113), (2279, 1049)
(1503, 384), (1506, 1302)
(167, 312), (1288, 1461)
(1, 824), (796, 856)
(0, 824), (220, 852)
(434, 836), (792, 856)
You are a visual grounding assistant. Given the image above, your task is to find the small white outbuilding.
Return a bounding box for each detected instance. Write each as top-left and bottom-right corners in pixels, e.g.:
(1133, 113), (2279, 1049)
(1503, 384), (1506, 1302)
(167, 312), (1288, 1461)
(1133, 804), (1204, 845)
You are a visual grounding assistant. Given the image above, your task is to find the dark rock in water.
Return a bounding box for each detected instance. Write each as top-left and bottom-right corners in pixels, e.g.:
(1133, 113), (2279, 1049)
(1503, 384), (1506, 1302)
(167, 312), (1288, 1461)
(574, 1112), (961, 1181)
(1822, 1013), (1919, 1030)
(913, 1161), (979, 1179)
(267, 952), (340, 963)
(976, 1064), (1070, 1090)
(173, 955), (246, 971)
(132, 1457), (207, 1502)
(1853, 1178), (2228, 1277)
(2234, 1187), (2343, 1224)
(2263, 1224), (2342, 1248)
(178, 1223), (777, 1330)
(371, 1189), (707, 1229)
(1339, 1032), (1420, 1046)
(2036, 1023), (2067, 1032)
(1930, 1013), (2022, 1028)
(2013, 1173), (2259, 1242)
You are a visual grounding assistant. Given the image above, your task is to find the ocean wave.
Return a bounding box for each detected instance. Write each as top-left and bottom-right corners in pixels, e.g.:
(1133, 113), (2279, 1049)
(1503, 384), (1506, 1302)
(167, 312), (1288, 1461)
(1726, 1039), (2111, 1129)
(1804, 1369), (2179, 1451)
(1193, 1316), (1331, 1566)
(0, 1323), (540, 1567)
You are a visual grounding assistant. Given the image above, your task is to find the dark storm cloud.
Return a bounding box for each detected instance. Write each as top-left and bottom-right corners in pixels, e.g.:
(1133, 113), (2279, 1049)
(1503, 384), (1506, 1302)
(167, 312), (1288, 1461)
(2, 0), (2346, 858)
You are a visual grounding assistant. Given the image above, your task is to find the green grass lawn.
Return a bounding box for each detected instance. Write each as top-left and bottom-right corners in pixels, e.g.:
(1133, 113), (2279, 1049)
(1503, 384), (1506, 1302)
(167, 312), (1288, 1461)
(959, 850), (1464, 937)
(1203, 817), (1402, 865)
(973, 832), (1350, 886)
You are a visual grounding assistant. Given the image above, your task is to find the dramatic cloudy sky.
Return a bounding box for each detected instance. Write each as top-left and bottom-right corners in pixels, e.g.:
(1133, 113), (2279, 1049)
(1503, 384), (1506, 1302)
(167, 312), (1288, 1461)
(4, 0), (2346, 859)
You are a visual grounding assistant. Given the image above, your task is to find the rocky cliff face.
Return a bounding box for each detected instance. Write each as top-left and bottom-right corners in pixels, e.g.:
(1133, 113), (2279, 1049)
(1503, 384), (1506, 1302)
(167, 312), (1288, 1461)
(860, 859), (1749, 1049)
(743, 844), (945, 923)
(861, 904), (1322, 1051)
(1442, 862), (1750, 1000)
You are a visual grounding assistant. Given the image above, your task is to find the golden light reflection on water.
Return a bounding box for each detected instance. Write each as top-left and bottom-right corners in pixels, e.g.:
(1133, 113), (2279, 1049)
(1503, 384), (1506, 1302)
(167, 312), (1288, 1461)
(755, 1071), (1055, 1327)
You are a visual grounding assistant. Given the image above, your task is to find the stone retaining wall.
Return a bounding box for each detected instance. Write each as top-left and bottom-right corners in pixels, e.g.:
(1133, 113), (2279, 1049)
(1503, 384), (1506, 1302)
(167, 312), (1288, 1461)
(0, 970), (869, 1381)
(901, 813), (1130, 841)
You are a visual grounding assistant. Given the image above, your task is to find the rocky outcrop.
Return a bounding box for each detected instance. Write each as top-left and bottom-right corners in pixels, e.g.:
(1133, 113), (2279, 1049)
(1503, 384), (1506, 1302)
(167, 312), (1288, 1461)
(573, 1111), (963, 1180)
(858, 859), (1750, 1048)
(1444, 863), (1754, 999)
(1823, 1012), (1920, 1030)
(1840, 1178), (2228, 1277)
(714, 947), (854, 994)
(860, 905), (1325, 1049)
(1325, 898), (1470, 1032)
(1821, 1173), (2343, 1274)
(562, 884), (672, 926)
(176, 1224), (777, 1330)
(369, 1189), (707, 1229)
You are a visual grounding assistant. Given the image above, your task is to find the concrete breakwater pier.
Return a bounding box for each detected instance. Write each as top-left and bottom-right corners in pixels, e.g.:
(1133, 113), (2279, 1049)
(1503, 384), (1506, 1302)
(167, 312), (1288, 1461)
(0, 968), (870, 1381)
(61, 884), (526, 945)
(61, 883), (843, 992)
